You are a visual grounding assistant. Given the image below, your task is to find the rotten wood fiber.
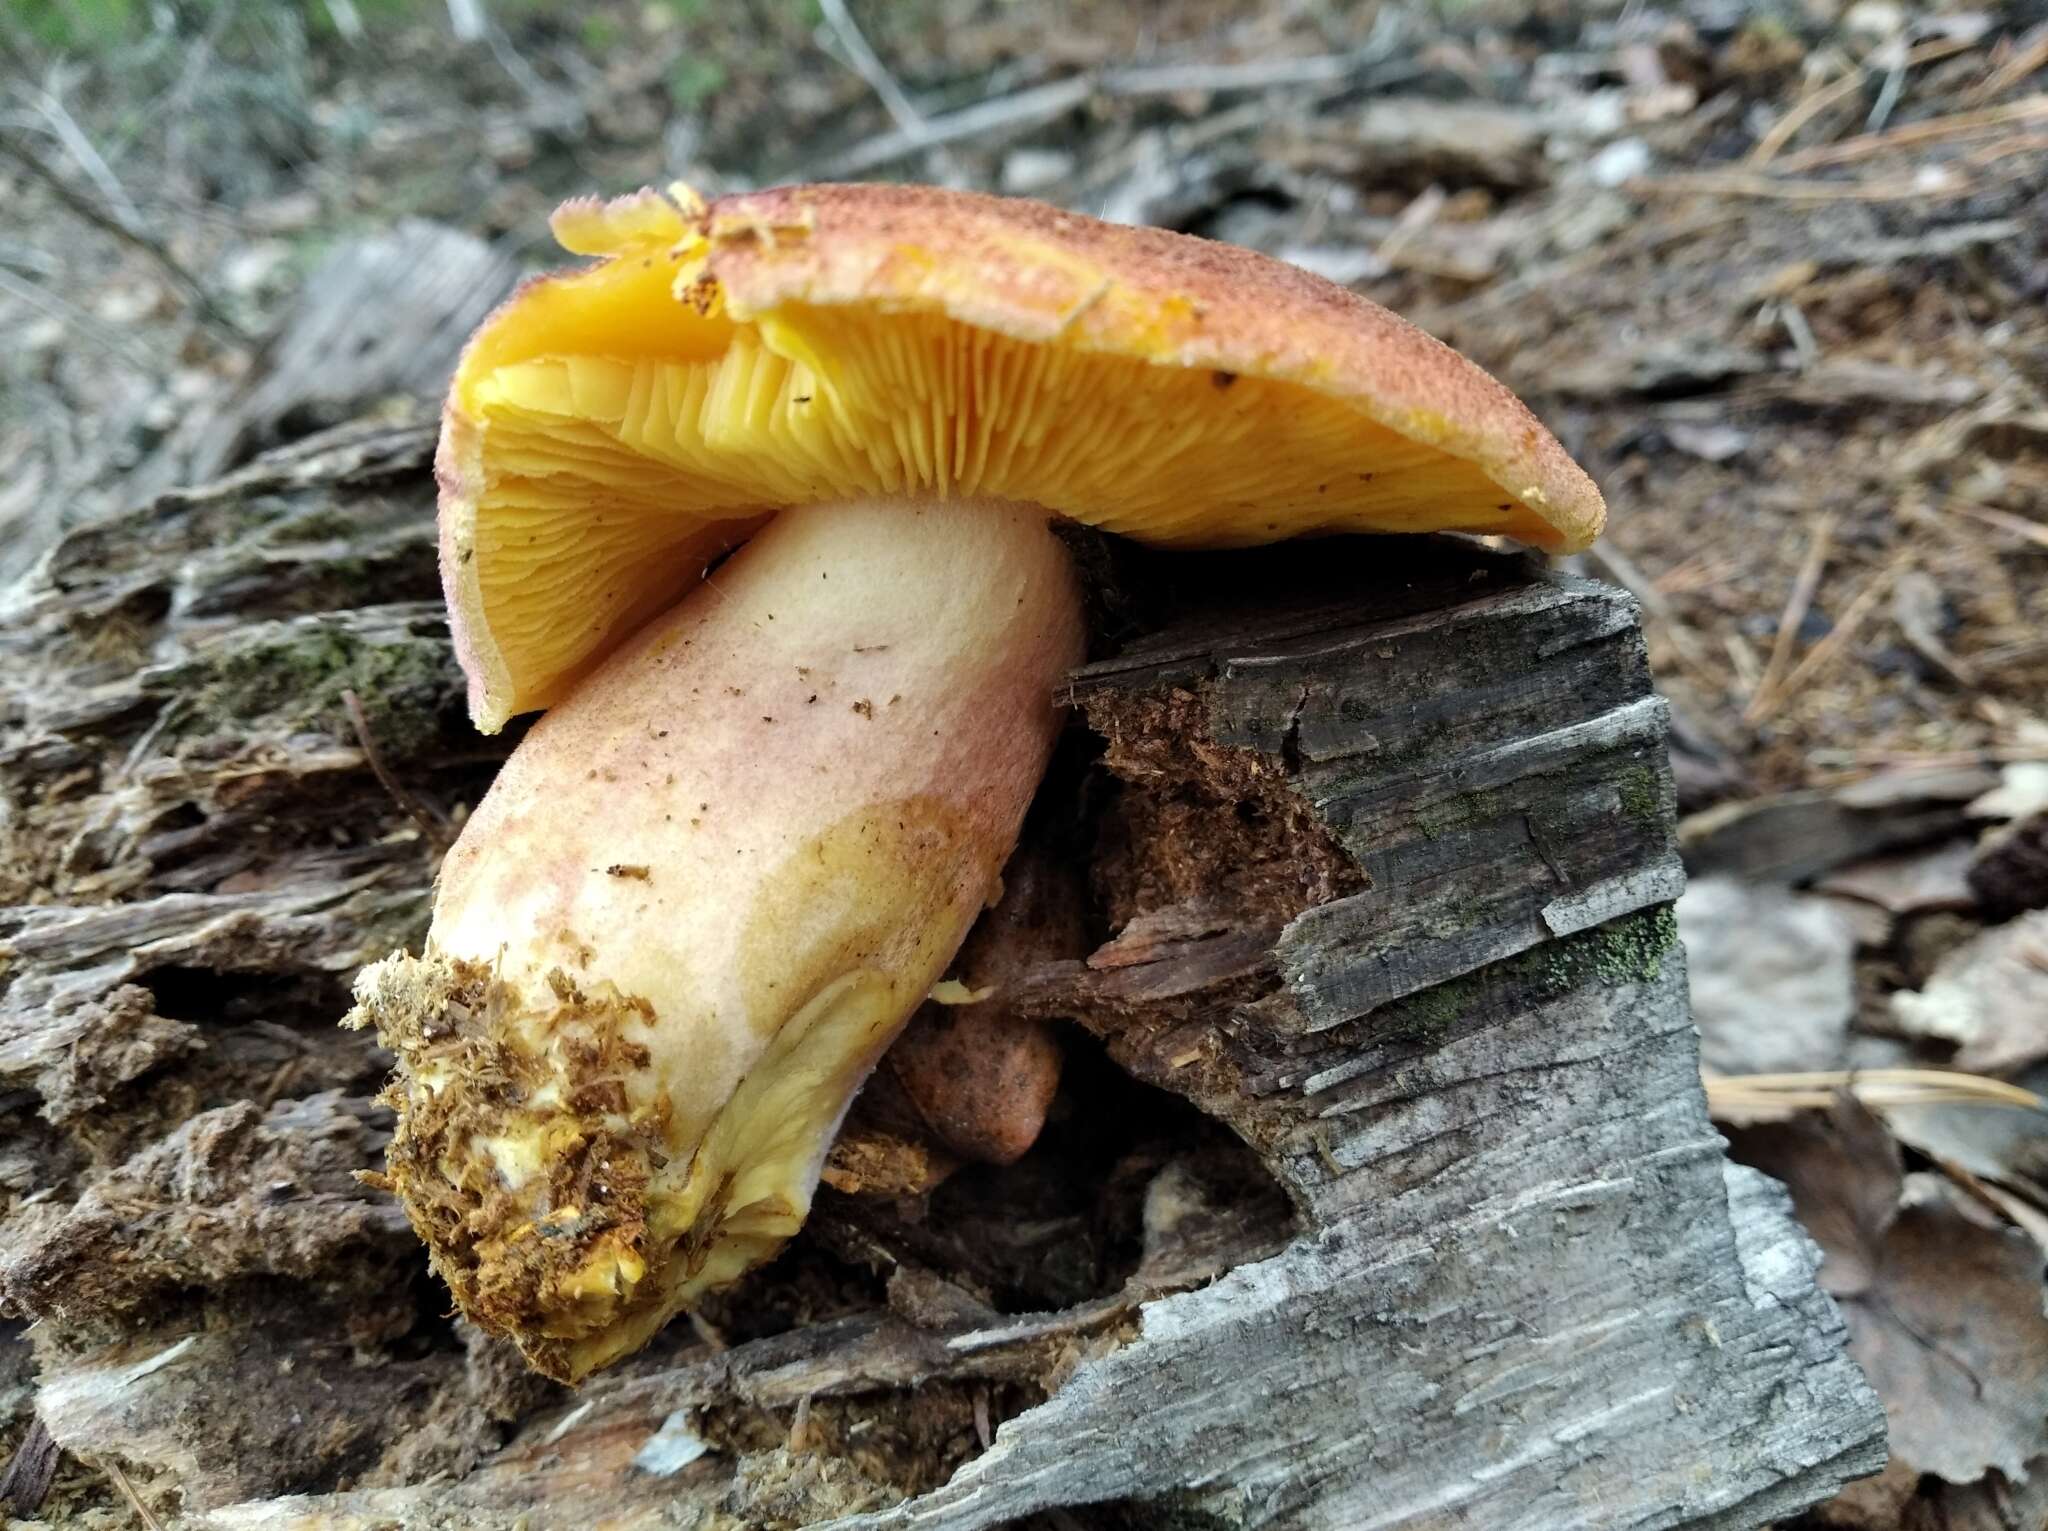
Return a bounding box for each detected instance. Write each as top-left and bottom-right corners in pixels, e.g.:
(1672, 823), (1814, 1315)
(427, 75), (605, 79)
(0, 430), (1884, 1528)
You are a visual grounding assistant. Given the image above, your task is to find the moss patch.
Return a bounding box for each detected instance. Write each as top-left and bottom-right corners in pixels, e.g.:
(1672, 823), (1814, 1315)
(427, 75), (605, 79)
(170, 618), (461, 757)
(1616, 764), (1665, 828)
(1373, 905), (1681, 1048)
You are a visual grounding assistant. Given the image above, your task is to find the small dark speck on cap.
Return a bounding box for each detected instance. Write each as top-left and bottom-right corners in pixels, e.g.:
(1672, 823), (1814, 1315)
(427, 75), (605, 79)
(1212, 370), (1238, 390)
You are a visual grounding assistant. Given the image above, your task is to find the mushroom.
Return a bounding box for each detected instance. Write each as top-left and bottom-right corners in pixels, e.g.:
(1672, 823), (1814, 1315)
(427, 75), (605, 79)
(885, 830), (1084, 1167)
(347, 182), (1604, 1383)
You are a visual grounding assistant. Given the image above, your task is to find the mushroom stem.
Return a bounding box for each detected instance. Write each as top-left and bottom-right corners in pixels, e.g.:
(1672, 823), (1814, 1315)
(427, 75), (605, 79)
(348, 498), (1083, 1381)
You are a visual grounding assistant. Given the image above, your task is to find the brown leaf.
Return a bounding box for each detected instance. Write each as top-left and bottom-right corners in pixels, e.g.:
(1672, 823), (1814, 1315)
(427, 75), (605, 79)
(1892, 911), (2048, 1075)
(1883, 1102), (2048, 1204)
(1733, 1099), (2048, 1484)
(1859, 1176), (2048, 1484)
(1731, 1095), (1900, 1298)
(1924, 1456), (2048, 1529)
(1818, 841), (1978, 917)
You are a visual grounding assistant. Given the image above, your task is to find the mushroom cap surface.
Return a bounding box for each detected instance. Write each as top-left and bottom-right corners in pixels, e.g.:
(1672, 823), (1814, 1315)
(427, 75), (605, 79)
(441, 181), (1605, 731)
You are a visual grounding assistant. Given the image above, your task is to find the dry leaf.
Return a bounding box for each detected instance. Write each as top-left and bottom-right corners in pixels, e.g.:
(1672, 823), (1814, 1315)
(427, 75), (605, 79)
(1818, 841), (1978, 916)
(1679, 877), (1861, 1074)
(1732, 1099), (2048, 1485)
(1892, 911), (2048, 1075)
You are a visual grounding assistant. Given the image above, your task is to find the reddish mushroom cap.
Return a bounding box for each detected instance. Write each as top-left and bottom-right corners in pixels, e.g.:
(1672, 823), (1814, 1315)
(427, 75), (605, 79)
(440, 181), (1605, 731)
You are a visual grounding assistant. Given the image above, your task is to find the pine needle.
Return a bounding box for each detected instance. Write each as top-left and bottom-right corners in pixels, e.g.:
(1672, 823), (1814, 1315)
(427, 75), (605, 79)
(1705, 1068), (2044, 1118)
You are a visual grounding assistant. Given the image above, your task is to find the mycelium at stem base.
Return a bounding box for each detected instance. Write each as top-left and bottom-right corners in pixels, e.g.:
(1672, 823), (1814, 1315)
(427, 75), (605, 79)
(348, 498), (1083, 1383)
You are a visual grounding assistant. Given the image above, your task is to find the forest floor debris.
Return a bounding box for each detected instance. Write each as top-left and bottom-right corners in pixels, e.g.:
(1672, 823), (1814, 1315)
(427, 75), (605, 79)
(3, 0), (2047, 1524)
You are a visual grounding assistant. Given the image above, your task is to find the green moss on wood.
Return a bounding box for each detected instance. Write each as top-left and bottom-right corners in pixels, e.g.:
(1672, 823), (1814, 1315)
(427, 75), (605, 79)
(1374, 905), (1680, 1049)
(1544, 903), (1680, 992)
(1617, 763), (1665, 828)
(170, 619), (460, 757)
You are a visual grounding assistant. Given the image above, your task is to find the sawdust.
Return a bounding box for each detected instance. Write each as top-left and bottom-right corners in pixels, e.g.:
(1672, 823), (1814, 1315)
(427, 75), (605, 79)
(1083, 685), (1365, 933)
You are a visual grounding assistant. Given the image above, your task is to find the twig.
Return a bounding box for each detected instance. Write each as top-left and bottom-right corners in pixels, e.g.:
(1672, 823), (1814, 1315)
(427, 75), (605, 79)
(1749, 36), (1978, 164)
(1722, 631), (1762, 695)
(445, 0), (486, 42)
(1101, 44), (1397, 95)
(321, 0), (363, 41)
(0, 263), (156, 372)
(0, 129), (247, 344)
(104, 1460), (165, 1531)
(1866, 39), (1908, 132)
(1375, 184), (1445, 269)
(1704, 1068), (2044, 1117)
(111, 0), (242, 162)
(1973, 634), (2048, 668)
(31, 87), (142, 228)
(1580, 540), (1713, 672)
(482, 24), (584, 137)
(815, 0), (964, 183)
(688, 1311), (728, 1351)
(1946, 499), (2048, 551)
(824, 36), (1404, 178)
(1746, 553), (1912, 726)
(341, 689), (453, 853)
(1965, 21), (2048, 105)
(1965, 128), (2048, 165)
(817, 0), (929, 147)
(1775, 92), (2048, 171)
(1629, 166), (1980, 202)
(1778, 301), (1819, 369)
(0, 1417), (58, 1516)
(1808, 744), (2048, 769)
(1750, 67), (1869, 166)
(1745, 512), (1835, 724)
(1454, 210), (1745, 315)
(826, 76), (1092, 177)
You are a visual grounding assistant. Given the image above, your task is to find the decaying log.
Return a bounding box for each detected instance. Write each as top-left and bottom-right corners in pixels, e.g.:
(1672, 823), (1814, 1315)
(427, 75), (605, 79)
(0, 423), (1884, 1528)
